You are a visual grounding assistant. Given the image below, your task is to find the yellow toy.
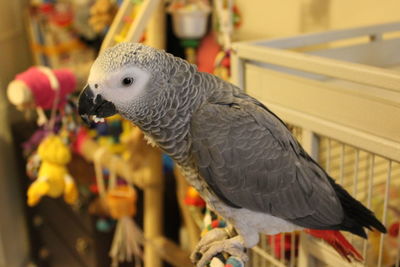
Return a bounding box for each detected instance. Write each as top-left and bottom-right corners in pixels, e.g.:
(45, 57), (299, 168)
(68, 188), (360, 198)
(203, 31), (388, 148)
(27, 135), (78, 206)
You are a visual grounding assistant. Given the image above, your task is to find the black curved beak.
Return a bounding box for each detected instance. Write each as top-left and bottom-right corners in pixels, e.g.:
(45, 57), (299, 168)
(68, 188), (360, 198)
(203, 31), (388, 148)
(78, 85), (117, 125)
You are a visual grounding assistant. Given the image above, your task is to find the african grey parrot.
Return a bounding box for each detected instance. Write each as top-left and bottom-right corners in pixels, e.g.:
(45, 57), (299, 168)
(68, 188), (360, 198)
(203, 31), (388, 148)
(78, 43), (386, 266)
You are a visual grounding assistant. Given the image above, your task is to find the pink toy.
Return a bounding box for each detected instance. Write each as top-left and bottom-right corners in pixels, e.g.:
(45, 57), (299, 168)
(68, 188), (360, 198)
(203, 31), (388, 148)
(8, 66), (76, 110)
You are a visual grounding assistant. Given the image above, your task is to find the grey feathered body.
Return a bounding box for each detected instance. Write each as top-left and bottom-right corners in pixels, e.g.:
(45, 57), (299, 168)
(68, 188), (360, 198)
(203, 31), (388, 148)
(127, 58), (306, 246)
(89, 43), (385, 247)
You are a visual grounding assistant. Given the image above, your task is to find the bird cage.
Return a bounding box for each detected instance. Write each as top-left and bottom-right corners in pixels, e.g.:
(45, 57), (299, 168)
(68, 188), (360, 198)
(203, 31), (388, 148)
(231, 22), (400, 267)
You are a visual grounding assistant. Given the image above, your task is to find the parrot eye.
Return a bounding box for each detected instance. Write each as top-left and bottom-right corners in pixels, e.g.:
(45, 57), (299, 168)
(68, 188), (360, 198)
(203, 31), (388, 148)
(121, 77), (134, 87)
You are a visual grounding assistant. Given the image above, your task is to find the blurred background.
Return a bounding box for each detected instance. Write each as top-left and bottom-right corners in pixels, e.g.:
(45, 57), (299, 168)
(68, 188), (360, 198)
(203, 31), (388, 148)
(1, 0), (400, 267)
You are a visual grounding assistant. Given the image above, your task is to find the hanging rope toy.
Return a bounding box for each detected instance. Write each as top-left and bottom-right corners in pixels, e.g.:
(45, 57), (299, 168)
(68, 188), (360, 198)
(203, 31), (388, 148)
(93, 149), (144, 267)
(9, 66), (79, 206)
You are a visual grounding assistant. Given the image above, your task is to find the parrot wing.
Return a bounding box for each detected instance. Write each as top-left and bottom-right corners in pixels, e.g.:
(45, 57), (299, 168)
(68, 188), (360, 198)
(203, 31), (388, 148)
(190, 90), (345, 229)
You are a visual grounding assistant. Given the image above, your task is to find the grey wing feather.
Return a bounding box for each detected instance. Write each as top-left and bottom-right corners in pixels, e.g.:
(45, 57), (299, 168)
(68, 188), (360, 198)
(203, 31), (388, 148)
(190, 88), (344, 229)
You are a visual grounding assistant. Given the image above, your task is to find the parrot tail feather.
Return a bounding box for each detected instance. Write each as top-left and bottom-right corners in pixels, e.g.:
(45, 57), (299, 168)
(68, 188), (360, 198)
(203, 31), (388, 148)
(305, 229), (363, 262)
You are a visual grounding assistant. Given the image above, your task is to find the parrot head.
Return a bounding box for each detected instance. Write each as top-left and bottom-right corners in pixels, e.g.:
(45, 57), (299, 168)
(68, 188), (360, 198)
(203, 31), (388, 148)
(78, 42), (177, 124)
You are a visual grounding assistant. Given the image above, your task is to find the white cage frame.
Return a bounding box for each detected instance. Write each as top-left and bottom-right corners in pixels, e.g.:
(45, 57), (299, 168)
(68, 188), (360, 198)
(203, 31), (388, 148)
(231, 22), (400, 267)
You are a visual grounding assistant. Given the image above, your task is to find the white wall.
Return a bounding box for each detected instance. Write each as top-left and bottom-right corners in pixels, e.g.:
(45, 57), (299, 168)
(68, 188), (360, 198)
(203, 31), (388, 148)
(0, 0), (32, 266)
(329, 0), (400, 29)
(234, 0), (400, 41)
(0, 0), (32, 83)
(233, 0), (303, 41)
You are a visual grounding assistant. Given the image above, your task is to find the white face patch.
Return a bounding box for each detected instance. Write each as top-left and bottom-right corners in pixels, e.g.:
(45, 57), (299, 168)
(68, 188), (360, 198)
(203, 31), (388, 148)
(88, 65), (151, 109)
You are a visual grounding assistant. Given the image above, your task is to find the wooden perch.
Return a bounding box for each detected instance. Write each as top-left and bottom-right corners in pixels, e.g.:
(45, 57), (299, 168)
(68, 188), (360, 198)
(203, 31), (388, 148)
(153, 236), (192, 267)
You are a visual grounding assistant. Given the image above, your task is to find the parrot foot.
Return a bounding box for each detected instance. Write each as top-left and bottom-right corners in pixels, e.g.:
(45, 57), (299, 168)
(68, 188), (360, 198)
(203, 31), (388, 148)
(191, 227), (230, 263)
(192, 235), (248, 267)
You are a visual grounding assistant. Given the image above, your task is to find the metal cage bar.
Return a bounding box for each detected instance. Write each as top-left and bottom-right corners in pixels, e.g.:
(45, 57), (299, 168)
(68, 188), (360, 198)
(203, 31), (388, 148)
(396, 228), (400, 267)
(233, 23), (400, 267)
(377, 161), (392, 267)
(248, 128), (400, 267)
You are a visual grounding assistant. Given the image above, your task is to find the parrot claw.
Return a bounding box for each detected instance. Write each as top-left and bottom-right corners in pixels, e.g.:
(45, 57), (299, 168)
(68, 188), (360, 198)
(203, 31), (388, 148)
(190, 227), (230, 262)
(193, 235), (248, 267)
